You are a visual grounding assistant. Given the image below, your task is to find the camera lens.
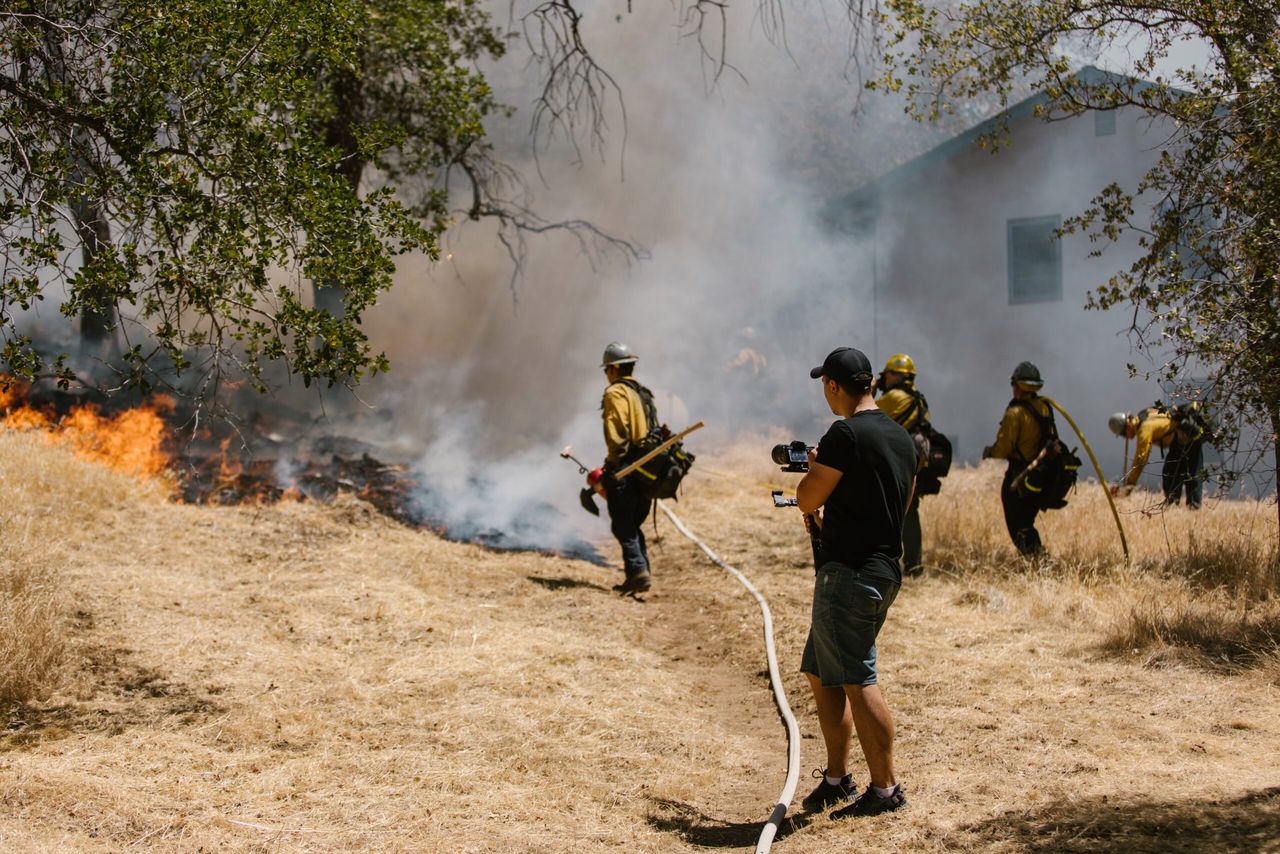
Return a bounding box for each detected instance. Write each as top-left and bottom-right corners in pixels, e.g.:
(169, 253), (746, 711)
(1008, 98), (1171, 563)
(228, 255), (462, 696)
(770, 444), (792, 466)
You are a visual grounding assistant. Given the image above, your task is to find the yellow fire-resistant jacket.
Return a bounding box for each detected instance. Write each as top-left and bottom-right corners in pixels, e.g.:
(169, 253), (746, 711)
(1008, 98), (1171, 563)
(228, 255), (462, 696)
(877, 385), (928, 431)
(602, 380), (649, 467)
(988, 395), (1053, 464)
(1125, 411), (1175, 487)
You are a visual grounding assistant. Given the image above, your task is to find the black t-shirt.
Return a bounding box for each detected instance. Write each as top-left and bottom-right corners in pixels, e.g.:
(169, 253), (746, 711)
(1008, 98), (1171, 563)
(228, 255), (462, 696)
(814, 409), (918, 584)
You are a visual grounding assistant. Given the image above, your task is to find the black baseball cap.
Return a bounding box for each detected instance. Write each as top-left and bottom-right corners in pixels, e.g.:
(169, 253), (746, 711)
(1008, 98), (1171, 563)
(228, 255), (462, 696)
(810, 347), (874, 387)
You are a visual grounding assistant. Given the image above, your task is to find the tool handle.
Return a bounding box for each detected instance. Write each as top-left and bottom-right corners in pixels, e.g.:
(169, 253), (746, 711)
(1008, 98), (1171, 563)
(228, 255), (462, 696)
(1010, 444), (1051, 491)
(612, 420), (705, 479)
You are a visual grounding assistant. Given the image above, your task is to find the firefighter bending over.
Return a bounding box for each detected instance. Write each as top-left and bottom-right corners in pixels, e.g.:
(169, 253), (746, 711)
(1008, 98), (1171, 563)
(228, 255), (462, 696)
(1107, 403), (1208, 508)
(982, 362), (1052, 558)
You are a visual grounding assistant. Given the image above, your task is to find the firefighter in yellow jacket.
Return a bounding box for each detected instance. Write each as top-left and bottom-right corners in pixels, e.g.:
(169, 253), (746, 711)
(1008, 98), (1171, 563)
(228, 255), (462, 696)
(982, 362), (1052, 557)
(1107, 406), (1205, 508)
(600, 342), (653, 593)
(875, 354), (928, 576)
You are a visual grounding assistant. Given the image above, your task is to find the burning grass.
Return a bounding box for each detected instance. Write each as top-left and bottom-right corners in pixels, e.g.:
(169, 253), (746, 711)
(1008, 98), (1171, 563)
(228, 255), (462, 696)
(0, 380), (601, 561)
(0, 378), (175, 486)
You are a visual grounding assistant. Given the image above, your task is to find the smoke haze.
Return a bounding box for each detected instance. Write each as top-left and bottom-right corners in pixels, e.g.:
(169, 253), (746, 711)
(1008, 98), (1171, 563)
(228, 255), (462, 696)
(350, 4), (1221, 552)
(346, 3), (902, 553)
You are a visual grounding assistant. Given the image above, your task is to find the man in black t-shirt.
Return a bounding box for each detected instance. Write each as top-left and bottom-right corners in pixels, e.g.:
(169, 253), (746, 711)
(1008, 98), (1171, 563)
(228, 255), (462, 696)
(795, 347), (916, 819)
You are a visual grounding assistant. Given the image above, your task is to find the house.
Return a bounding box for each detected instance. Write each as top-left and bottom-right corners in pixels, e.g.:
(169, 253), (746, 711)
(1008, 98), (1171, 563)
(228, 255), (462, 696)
(831, 67), (1197, 487)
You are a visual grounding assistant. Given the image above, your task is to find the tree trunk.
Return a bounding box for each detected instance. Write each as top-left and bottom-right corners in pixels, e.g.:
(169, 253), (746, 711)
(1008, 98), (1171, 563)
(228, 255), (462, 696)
(70, 193), (116, 348)
(313, 64), (366, 319)
(39, 25), (117, 354)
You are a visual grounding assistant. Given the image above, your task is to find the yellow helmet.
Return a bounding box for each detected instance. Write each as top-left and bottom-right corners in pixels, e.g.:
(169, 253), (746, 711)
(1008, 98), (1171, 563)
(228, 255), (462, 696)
(883, 353), (916, 376)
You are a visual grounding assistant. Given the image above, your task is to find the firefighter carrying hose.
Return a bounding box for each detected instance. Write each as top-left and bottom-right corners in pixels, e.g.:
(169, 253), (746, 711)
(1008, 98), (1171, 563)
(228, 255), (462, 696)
(600, 342), (654, 594)
(982, 362), (1053, 558)
(1107, 402), (1208, 508)
(875, 354), (928, 576)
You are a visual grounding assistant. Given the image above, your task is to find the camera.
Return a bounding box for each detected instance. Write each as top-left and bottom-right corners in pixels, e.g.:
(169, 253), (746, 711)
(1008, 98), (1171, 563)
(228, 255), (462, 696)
(768, 443), (821, 566)
(771, 440), (814, 473)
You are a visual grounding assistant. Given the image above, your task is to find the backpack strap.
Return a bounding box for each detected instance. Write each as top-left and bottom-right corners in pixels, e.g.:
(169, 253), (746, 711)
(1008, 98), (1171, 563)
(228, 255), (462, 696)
(614, 378), (660, 439)
(896, 391), (926, 435)
(910, 389), (932, 432)
(1010, 398), (1057, 461)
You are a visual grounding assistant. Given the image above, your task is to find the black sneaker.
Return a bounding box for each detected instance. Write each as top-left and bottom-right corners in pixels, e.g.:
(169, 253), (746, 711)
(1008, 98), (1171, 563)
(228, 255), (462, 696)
(831, 784), (906, 819)
(801, 769), (855, 812)
(612, 573), (651, 594)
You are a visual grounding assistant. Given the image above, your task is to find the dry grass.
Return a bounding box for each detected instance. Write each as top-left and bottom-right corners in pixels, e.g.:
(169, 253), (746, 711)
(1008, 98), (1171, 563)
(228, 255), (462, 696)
(926, 462), (1279, 582)
(0, 428), (166, 708)
(0, 431), (773, 852)
(0, 564), (63, 706)
(918, 461), (1280, 677)
(1, 431), (1278, 852)
(1105, 596), (1280, 678)
(1157, 532), (1280, 597)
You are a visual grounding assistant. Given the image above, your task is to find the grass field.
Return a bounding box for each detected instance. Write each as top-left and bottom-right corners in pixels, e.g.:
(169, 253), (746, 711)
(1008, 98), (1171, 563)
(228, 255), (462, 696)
(1, 429), (1278, 852)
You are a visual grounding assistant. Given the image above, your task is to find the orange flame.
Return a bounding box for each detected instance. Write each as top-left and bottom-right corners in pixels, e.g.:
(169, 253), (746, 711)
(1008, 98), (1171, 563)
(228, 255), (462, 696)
(1, 377), (176, 487)
(214, 436), (244, 492)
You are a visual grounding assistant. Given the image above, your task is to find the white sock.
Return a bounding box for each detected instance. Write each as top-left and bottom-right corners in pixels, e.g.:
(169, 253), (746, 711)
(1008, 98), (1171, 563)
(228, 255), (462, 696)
(826, 773), (849, 786)
(872, 784), (896, 798)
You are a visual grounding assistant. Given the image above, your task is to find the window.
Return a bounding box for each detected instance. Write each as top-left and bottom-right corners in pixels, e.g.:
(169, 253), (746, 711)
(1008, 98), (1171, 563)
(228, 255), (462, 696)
(1095, 109), (1116, 137)
(1007, 215), (1062, 303)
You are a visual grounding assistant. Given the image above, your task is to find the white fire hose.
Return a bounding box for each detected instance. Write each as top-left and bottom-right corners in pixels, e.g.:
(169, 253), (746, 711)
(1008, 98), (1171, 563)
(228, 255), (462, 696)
(655, 500), (801, 854)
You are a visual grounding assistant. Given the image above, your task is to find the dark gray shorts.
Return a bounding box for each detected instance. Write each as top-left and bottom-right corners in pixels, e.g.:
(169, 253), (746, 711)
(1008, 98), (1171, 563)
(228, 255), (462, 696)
(800, 562), (899, 687)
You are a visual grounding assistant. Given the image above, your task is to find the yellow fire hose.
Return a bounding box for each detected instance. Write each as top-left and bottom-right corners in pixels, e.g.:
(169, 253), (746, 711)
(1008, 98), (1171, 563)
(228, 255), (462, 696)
(1042, 396), (1130, 566)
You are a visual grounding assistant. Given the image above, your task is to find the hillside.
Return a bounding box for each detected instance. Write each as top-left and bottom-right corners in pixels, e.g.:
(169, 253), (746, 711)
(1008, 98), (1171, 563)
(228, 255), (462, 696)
(1, 430), (1278, 852)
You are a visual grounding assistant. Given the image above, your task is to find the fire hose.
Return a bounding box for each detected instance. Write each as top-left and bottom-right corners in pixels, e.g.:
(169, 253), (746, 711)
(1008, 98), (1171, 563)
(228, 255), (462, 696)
(1042, 396), (1130, 566)
(655, 500), (800, 854)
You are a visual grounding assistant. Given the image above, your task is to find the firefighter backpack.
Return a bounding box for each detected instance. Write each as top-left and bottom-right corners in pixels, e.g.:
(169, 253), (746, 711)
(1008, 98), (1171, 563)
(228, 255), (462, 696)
(618, 379), (695, 500)
(1012, 399), (1082, 510)
(901, 390), (952, 496)
(1150, 400), (1213, 447)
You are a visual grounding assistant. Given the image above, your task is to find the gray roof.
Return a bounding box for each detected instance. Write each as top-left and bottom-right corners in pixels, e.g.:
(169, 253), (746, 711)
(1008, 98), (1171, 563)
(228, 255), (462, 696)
(828, 65), (1166, 227)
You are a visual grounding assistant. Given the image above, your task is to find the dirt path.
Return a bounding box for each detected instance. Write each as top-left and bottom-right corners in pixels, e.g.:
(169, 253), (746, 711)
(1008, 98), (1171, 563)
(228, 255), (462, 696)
(592, 513), (799, 851)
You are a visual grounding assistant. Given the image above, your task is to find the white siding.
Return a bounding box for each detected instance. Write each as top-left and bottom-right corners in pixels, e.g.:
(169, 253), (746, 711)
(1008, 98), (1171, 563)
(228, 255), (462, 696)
(867, 106), (1171, 484)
